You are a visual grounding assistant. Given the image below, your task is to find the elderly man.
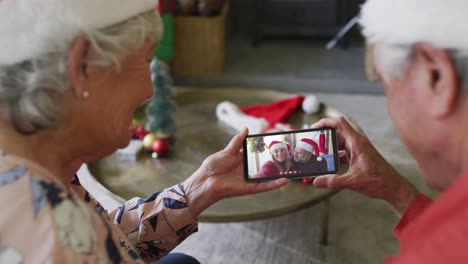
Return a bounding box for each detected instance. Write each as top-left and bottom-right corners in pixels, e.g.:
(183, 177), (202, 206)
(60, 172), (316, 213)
(293, 138), (327, 175)
(312, 0), (468, 262)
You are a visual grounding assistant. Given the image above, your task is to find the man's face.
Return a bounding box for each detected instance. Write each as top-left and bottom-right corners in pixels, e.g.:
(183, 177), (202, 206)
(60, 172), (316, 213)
(294, 148), (311, 163)
(380, 50), (447, 190)
(383, 78), (416, 147)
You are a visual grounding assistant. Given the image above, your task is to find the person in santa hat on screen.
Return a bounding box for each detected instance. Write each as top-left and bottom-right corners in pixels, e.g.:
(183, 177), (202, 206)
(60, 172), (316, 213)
(293, 138), (327, 175)
(311, 0), (468, 263)
(254, 141), (294, 178)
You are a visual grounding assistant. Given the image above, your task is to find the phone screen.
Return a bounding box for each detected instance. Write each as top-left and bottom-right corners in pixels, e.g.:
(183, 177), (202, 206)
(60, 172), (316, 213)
(243, 128), (339, 182)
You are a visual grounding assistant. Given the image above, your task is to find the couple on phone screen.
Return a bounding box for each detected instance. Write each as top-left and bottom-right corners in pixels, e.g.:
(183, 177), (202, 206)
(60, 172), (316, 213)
(254, 137), (327, 178)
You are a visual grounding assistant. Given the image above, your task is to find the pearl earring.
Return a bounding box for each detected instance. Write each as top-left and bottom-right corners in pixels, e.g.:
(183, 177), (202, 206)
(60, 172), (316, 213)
(83, 91), (89, 98)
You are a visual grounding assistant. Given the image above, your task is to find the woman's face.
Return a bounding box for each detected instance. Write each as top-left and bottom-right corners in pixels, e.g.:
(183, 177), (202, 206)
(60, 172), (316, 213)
(74, 40), (155, 158)
(272, 148), (288, 162)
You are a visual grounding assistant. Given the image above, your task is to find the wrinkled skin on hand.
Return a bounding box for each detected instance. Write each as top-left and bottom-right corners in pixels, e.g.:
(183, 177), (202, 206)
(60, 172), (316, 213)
(311, 117), (420, 217)
(183, 128), (289, 217)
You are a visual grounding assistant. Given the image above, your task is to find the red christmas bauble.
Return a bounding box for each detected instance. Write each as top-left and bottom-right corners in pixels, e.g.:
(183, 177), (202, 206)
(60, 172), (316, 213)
(130, 124), (149, 140)
(152, 139), (170, 157)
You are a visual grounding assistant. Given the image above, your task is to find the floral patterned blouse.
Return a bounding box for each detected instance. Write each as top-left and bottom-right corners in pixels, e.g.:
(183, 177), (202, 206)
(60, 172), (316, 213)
(0, 150), (198, 263)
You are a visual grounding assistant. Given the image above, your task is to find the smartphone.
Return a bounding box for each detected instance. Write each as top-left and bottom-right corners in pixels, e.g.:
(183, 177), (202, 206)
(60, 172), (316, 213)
(243, 127), (339, 182)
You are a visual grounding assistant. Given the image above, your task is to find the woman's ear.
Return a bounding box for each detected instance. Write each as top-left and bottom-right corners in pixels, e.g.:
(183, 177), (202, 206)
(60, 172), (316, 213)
(414, 43), (460, 118)
(67, 35), (91, 99)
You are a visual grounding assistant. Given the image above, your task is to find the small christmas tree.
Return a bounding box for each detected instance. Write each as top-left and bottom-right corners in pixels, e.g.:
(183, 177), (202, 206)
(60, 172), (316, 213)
(145, 58), (176, 137)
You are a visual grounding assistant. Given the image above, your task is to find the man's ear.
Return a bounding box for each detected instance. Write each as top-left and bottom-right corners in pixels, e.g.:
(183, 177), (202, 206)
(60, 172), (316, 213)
(414, 43), (460, 118)
(67, 35), (90, 98)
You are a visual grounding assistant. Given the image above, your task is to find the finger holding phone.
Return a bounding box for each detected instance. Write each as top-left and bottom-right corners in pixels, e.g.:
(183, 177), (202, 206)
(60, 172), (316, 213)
(183, 128), (289, 218)
(310, 117), (420, 217)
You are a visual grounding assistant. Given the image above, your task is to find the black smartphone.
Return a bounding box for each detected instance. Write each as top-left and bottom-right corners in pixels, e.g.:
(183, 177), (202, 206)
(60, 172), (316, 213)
(243, 127), (339, 182)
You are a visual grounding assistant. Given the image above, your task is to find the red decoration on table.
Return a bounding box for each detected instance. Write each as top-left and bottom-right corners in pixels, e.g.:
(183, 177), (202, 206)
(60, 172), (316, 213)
(152, 139), (170, 157)
(302, 178), (314, 184)
(130, 124), (150, 140)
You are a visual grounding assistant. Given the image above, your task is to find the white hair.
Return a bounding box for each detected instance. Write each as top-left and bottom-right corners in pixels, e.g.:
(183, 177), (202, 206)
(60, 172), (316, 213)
(0, 10), (162, 134)
(372, 44), (413, 82)
(373, 43), (468, 90)
(360, 0), (468, 88)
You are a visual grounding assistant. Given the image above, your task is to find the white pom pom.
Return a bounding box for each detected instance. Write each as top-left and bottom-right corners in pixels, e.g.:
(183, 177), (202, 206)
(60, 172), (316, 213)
(317, 156), (323, 162)
(302, 95), (320, 114)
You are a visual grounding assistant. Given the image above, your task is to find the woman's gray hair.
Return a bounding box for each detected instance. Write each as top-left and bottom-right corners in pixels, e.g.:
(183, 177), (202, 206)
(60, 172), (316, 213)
(0, 10), (162, 134)
(373, 43), (468, 91)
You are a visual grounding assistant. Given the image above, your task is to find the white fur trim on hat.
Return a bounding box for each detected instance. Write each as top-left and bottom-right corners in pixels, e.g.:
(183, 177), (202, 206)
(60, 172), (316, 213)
(360, 0), (468, 53)
(0, 0), (158, 65)
(216, 101), (269, 134)
(270, 142), (287, 152)
(296, 141), (313, 153)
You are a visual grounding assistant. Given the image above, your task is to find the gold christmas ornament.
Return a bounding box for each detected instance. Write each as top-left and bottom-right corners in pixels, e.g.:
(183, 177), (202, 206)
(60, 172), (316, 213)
(142, 133), (157, 151)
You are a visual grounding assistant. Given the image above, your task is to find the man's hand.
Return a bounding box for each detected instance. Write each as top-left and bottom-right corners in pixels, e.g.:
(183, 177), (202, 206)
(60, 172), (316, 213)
(183, 128), (289, 218)
(311, 117), (420, 217)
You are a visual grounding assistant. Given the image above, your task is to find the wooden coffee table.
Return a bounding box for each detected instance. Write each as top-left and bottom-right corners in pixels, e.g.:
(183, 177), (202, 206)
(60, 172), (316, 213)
(88, 87), (356, 243)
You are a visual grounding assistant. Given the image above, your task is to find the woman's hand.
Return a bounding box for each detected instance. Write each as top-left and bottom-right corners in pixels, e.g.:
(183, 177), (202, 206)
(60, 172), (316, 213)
(183, 128), (289, 218)
(311, 117), (420, 217)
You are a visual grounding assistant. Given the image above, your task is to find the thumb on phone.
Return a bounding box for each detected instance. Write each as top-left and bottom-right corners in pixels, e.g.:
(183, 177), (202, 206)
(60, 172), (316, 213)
(313, 174), (345, 189)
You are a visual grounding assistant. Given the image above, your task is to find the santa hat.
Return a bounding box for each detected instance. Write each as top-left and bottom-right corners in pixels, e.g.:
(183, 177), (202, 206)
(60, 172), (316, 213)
(242, 96), (305, 127)
(0, 0), (159, 65)
(216, 94), (320, 134)
(296, 138), (323, 162)
(360, 0), (468, 54)
(269, 141), (289, 153)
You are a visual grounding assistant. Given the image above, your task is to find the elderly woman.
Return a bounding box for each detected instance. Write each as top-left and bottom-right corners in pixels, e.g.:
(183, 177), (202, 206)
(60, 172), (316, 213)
(0, 1), (288, 263)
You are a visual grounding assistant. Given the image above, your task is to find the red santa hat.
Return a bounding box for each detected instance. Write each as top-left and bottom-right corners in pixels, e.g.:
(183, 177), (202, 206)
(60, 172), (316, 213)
(269, 141), (289, 154)
(216, 94), (321, 134)
(296, 138), (323, 161)
(0, 0), (159, 65)
(242, 96), (305, 127)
